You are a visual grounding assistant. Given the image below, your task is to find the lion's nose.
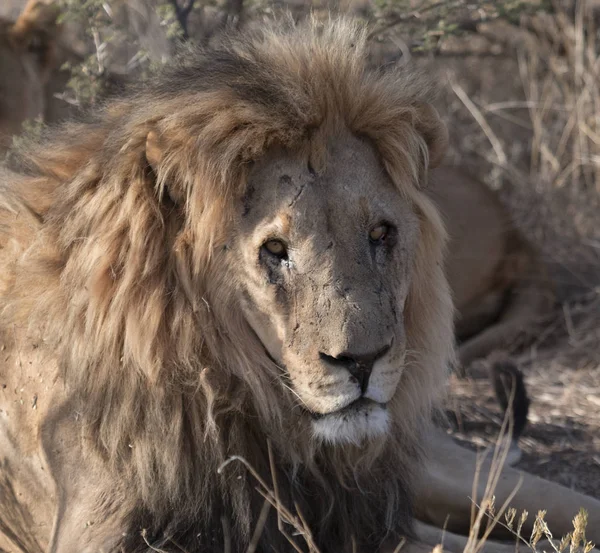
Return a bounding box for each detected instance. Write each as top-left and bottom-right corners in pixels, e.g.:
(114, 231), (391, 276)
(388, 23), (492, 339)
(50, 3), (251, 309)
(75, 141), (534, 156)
(319, 345), (391, 394)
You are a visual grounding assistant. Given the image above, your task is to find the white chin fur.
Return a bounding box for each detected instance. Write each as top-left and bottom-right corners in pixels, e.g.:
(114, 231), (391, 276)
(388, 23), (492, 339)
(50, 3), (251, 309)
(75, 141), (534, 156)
(311, 402), (390, 445)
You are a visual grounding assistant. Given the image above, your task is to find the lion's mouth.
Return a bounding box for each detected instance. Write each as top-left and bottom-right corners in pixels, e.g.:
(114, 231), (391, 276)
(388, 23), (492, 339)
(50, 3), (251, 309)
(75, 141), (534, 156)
(309, 398), (390, 445)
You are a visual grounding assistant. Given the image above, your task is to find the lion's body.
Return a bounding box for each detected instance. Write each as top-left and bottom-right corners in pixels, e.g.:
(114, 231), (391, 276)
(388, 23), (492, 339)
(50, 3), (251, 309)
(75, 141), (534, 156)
(428, 167), (554, 367)
(1, 18), (598, 553)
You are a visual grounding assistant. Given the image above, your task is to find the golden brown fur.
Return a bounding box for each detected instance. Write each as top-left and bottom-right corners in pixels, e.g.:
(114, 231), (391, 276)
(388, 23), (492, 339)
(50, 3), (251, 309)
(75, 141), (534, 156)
(0, 17), (453, 553)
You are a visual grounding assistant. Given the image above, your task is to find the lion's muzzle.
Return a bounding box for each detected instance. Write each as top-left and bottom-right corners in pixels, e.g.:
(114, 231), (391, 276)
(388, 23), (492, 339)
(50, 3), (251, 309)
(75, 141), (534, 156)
(318, 343), (391, 394)
(300, 344), (400, 444)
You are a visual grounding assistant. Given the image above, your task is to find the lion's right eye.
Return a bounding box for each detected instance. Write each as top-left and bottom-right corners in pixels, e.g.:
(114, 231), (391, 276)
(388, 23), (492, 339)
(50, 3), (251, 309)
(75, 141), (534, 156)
(262, 239), (288, 259)
(369, 224), (389, 243)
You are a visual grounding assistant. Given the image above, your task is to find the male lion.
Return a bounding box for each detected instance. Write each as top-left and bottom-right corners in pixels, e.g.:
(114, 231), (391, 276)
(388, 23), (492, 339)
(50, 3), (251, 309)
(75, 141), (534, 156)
(0, 0), (61, 153)
(0, 18), (598, 553)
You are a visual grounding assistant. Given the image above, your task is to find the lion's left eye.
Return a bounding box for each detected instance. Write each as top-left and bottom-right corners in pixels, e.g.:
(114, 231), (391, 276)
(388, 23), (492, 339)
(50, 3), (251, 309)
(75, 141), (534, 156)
(369, 224), (389, 243)
(263, 239), (288, 259)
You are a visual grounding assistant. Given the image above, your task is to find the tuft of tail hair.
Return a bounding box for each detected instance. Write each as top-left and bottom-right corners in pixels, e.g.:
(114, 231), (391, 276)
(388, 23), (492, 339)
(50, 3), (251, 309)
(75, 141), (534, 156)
(490, 359), (530, 441)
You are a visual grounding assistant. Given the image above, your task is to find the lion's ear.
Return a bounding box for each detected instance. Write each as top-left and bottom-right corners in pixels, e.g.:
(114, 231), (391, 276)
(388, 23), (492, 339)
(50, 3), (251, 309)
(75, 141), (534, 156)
(145, 130), (164, 174)
(11, 0), (60, 74)
(415, 103), (448, 169)
(145, 129), (186, 205)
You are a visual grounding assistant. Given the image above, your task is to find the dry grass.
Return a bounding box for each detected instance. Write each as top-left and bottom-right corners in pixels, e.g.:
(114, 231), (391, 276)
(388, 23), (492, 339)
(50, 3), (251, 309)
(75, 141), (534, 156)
(434, 2), (600, 296)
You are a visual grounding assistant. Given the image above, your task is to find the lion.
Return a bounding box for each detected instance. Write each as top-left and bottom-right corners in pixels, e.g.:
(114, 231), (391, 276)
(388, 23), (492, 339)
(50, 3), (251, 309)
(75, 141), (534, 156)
(0, 0), (63, 153)
(428, 168), (555, 369)
(1, 18), (598, 553)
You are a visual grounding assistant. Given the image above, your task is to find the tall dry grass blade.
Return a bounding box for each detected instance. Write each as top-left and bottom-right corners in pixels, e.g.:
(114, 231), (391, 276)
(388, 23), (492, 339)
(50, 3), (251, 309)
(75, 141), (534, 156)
(462, 383), (524, 553)
(254, 488), (309, 553)
(267, 439), (283, 533)
(246, 499), (271, 553)
(141, 529), (170, 553)
(222, 516), (232, 553)
(451, 79), (507, 166)
(391, 536), (407, 553)
(219, 453), (321, 553)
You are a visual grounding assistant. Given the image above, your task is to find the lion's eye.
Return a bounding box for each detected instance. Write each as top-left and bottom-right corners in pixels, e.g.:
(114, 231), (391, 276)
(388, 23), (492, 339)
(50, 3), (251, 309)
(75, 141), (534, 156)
(369, 224), (389, 243)
(263, 239), (288, 258)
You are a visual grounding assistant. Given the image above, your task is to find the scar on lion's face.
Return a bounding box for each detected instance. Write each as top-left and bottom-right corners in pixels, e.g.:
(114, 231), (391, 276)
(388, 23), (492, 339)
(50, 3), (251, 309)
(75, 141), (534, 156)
(232, 131), (419, 444)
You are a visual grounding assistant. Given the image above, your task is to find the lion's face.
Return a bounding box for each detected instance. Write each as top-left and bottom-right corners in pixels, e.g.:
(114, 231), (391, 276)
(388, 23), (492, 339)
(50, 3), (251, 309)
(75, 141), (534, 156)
(232, 132), (419, 445)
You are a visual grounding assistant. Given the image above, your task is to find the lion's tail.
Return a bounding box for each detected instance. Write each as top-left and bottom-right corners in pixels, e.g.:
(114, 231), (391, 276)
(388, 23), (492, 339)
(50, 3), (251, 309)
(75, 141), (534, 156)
(490, 359), (530, 443)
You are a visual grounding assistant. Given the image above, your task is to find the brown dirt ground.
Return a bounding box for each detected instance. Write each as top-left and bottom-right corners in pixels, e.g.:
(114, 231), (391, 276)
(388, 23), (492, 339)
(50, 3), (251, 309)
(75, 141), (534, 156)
(445, 358), (600, 500)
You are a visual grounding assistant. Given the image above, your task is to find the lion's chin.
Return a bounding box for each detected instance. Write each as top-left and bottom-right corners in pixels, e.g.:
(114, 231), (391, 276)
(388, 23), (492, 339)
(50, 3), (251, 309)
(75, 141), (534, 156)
(310, 399), (389, 446)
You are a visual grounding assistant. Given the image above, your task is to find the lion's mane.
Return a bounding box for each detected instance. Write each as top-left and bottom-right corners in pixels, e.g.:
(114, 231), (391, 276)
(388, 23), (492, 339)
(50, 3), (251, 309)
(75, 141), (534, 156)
(0, 17), (454, 552)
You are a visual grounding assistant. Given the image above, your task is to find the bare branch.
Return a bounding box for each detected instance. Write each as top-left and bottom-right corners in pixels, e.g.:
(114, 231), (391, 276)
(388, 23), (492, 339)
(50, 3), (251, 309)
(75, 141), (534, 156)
(170, 0), (195, 40)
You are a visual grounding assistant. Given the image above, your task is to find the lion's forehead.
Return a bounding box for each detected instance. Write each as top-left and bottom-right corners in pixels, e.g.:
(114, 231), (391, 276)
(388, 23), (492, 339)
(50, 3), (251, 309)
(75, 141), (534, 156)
(241, 134), (410, 234)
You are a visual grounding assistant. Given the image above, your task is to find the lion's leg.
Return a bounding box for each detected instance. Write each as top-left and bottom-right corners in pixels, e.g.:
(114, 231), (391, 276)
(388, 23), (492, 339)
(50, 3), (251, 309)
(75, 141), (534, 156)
(458, 322), (519, 368)
(457, 284), (552, 368)
(414, 429), (600, 542)
(41, 401), (129, 553)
